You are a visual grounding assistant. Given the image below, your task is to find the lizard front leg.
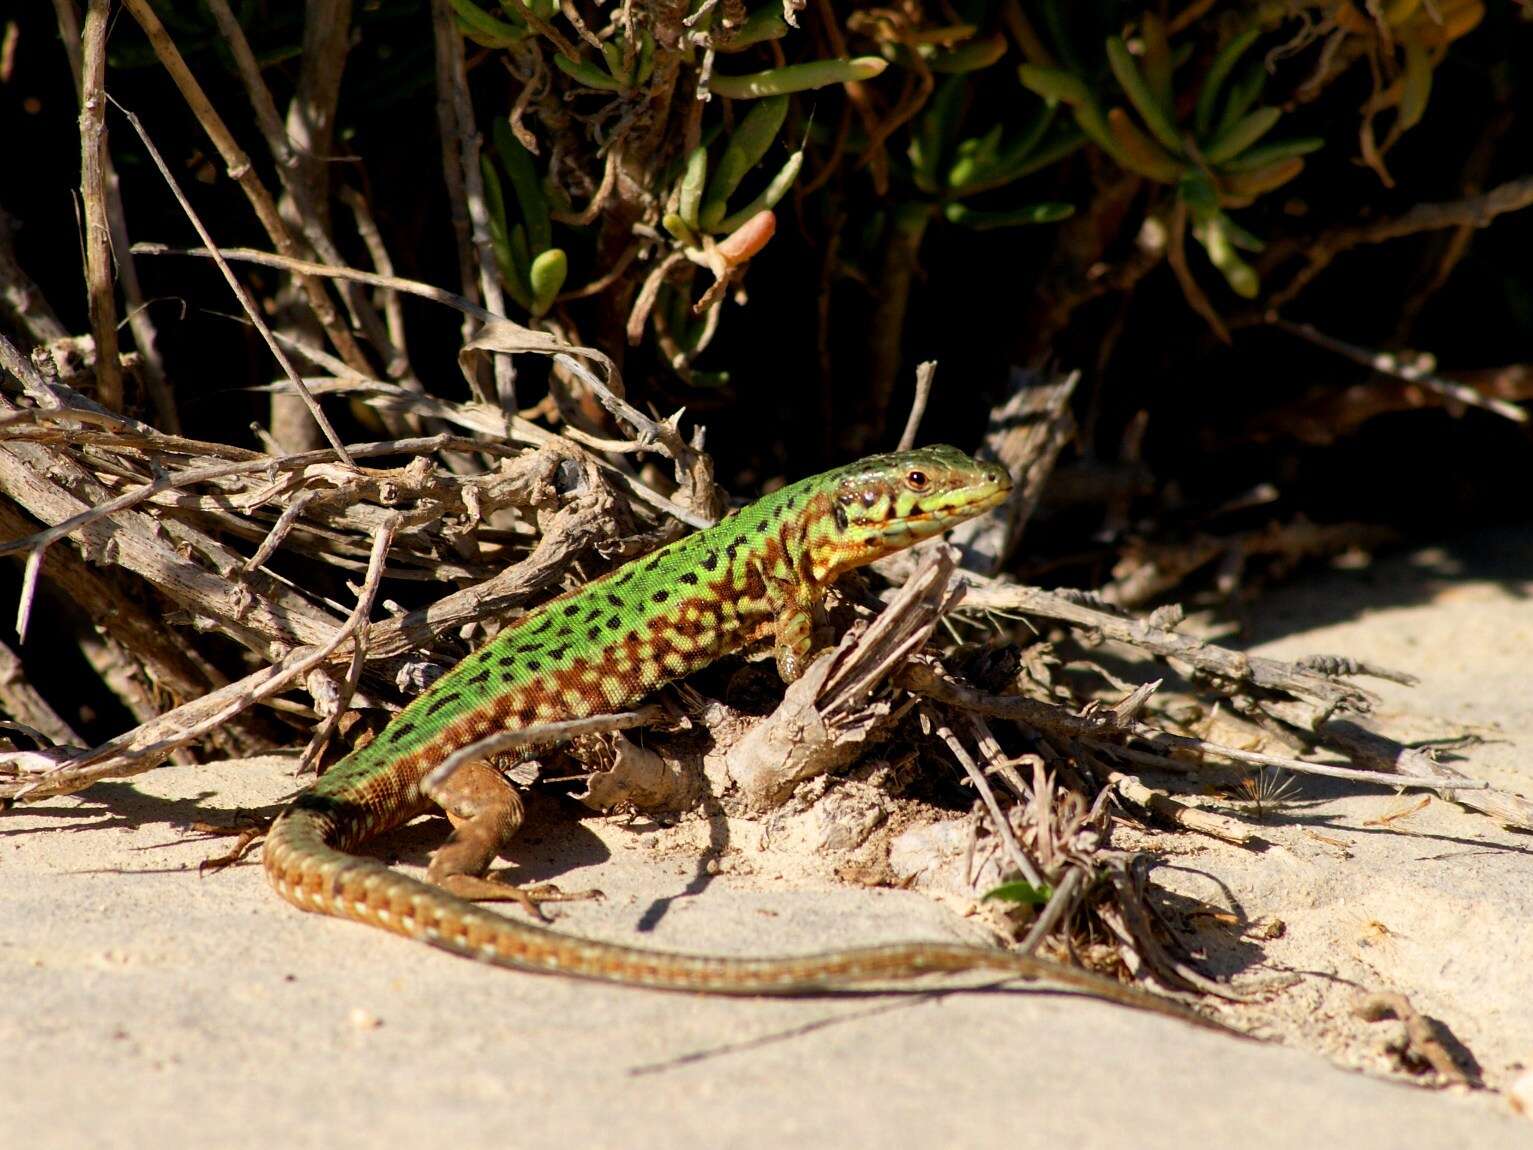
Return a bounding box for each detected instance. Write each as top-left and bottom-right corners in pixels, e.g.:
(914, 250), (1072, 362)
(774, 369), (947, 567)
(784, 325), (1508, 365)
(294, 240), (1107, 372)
(755, 561), (828, 684)
(424, 760), (599, 919)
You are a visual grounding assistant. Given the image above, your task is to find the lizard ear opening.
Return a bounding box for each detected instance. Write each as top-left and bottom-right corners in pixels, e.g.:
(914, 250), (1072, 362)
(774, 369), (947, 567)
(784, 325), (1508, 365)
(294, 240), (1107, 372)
(832, 501), (849, 531)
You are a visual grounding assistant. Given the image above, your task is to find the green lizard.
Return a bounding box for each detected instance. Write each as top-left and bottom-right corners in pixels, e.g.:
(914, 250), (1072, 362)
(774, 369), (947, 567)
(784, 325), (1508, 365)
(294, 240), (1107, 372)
(263, 445), (1214, 1025)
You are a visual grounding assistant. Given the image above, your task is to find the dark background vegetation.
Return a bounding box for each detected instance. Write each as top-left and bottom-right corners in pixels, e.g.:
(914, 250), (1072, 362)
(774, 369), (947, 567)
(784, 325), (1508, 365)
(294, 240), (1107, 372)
(3, 2), (1532, 742)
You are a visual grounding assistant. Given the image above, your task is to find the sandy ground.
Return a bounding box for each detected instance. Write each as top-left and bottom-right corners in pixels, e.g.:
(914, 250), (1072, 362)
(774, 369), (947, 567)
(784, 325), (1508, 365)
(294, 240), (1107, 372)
(5, 525), (1533, 1149)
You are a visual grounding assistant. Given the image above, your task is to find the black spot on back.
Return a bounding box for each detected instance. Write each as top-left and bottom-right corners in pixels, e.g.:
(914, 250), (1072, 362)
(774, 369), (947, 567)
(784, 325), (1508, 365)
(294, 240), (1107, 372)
(546, 644), (569, 661)
(587, 625), (601, 641)
(466, 670), (490, 687)
(614, 568), (635, 585)
(606, 614), (622, 630)
(562, 603), (580, 617)
(584, 604), (602, 621)
(526, 659), (541, 672)
(498, 654), (517, 667)
(606, 592), (623, 607)
(425, 693), (460, 717)
(700, 551), (719, 571)
(678, 571), (698, 585)
(385, 721), (416, 744)
(652, 589), (670, 604)
(644, 554), (663, 572)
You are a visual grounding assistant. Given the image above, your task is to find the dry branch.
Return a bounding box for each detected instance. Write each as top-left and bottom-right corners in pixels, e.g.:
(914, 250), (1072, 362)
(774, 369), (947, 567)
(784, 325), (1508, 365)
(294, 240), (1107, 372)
(118, 0), (373, 383)
(724, 548), (960, 811)
(78, 0), (121, 413)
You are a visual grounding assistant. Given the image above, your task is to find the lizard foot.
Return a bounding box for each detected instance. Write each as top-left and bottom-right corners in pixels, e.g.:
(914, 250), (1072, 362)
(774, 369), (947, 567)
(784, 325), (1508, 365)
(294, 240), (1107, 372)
(434, 874), (604, 922)
(196, 817), (270, 873)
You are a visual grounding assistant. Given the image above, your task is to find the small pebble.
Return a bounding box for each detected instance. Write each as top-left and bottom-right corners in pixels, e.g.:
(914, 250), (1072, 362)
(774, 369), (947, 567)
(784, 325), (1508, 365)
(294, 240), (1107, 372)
(348, 1007), (382, 1031)
(1509, 1068), (1533, 1118)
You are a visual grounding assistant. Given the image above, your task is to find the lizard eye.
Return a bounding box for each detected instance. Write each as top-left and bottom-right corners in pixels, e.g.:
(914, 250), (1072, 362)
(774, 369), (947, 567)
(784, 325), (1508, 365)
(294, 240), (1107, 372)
(905, 469), (929, 491)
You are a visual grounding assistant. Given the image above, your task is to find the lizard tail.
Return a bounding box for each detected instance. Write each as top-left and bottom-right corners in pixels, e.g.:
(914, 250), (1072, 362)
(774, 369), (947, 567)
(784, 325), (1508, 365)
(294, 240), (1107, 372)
(262, 805), (1222, 1028)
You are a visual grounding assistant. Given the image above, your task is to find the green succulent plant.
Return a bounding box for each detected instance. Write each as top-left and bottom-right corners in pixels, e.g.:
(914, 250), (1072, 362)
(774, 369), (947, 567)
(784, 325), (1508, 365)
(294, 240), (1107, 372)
(484, 118), (566, 317)
(1020, 13), (1322, 298)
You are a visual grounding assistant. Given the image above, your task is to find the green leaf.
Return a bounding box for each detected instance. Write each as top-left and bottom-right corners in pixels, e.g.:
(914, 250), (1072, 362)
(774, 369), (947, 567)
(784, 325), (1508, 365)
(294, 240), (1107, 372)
(928, 34), (1008, 75)
(1195, 27), (1260, 138)
(713, 146), (804, 233)
(492, 118), (551, 255)
(1017, 63), (1093, 107)
(1217, 136), (1323, 172)
(912, 74), (967, 194)
(1214, 61), (1266, 140)
(700, 95), (790, 229)
(716, 5), (790, 53)
(529, 248), (567, 317)
(710, 57), (887, 99)
(678, 145), (709, 231)
(943, 202), (1074, 229)
(1178, 169), (1220, 218)
(1203, 106), (1281, 165)
(1105, 35), (1182, 155)
(449, 0), (527, 47)
(505, 224), (532, 310)
(1194, 213), (1259, 298)
(479, 154), (515, 289)
(982, 880), (1054, 906)
(1019, 66), (1126, 165)
(1139, 12), (1175, 122)
(553, 53), (626, 93)
(662, 211), (699, 247)
(947, 103), (1068, 194)
(1399, 39), (1432, 131)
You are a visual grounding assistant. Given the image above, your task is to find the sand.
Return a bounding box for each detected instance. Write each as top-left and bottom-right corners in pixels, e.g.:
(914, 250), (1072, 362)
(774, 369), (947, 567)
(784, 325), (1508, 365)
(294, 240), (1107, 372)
(5, 525), (1532, 1148)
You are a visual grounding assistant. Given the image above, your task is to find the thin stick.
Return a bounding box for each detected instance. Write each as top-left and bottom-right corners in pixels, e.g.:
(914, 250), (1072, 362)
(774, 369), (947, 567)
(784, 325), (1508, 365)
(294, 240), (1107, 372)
(300, 515), (399, 771)
(1086, 737), (1487, 790)
(106, 96), (355, 467)
(1166, 200), (1230, 344)
(1018, 865), (1082, 955)
(896, 360), (936, 452)
(0, 432), (518, 570)
(243, 490), (319, 574)
(79, 0), (122, 412)
(133, 244), (497, 323)
(929, 708), (1043, 887)
(1271, 317), (1527, 424)
(421, 706), (665, 796)
(117, 0), (374, 383)
(430, 0), (493, 404)
(339, 186), (410, 370)
(202, 0), (400, 376)
(900, 662), (1490, 791)
(7, 520), (400, 802)
(1267, 174), (1533, 309)
(0, 332), (64, 413)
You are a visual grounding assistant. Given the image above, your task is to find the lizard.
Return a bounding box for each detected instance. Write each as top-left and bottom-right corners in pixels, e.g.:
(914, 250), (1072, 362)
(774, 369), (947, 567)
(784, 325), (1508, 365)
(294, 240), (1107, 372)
(262, 445), (1219, 1028)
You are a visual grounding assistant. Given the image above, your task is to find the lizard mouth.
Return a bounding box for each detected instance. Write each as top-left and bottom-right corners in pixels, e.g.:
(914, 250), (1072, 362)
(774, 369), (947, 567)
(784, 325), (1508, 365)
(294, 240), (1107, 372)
(877, 477), (1012, 537)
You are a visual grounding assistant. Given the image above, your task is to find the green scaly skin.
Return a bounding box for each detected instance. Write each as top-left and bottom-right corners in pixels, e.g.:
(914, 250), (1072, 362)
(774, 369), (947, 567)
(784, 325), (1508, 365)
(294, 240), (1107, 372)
(262, 447), (1218, 1028)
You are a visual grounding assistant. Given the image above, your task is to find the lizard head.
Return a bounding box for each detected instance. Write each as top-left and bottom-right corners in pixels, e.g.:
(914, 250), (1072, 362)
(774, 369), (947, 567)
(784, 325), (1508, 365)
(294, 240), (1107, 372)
(812, 445), (1012, 575)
